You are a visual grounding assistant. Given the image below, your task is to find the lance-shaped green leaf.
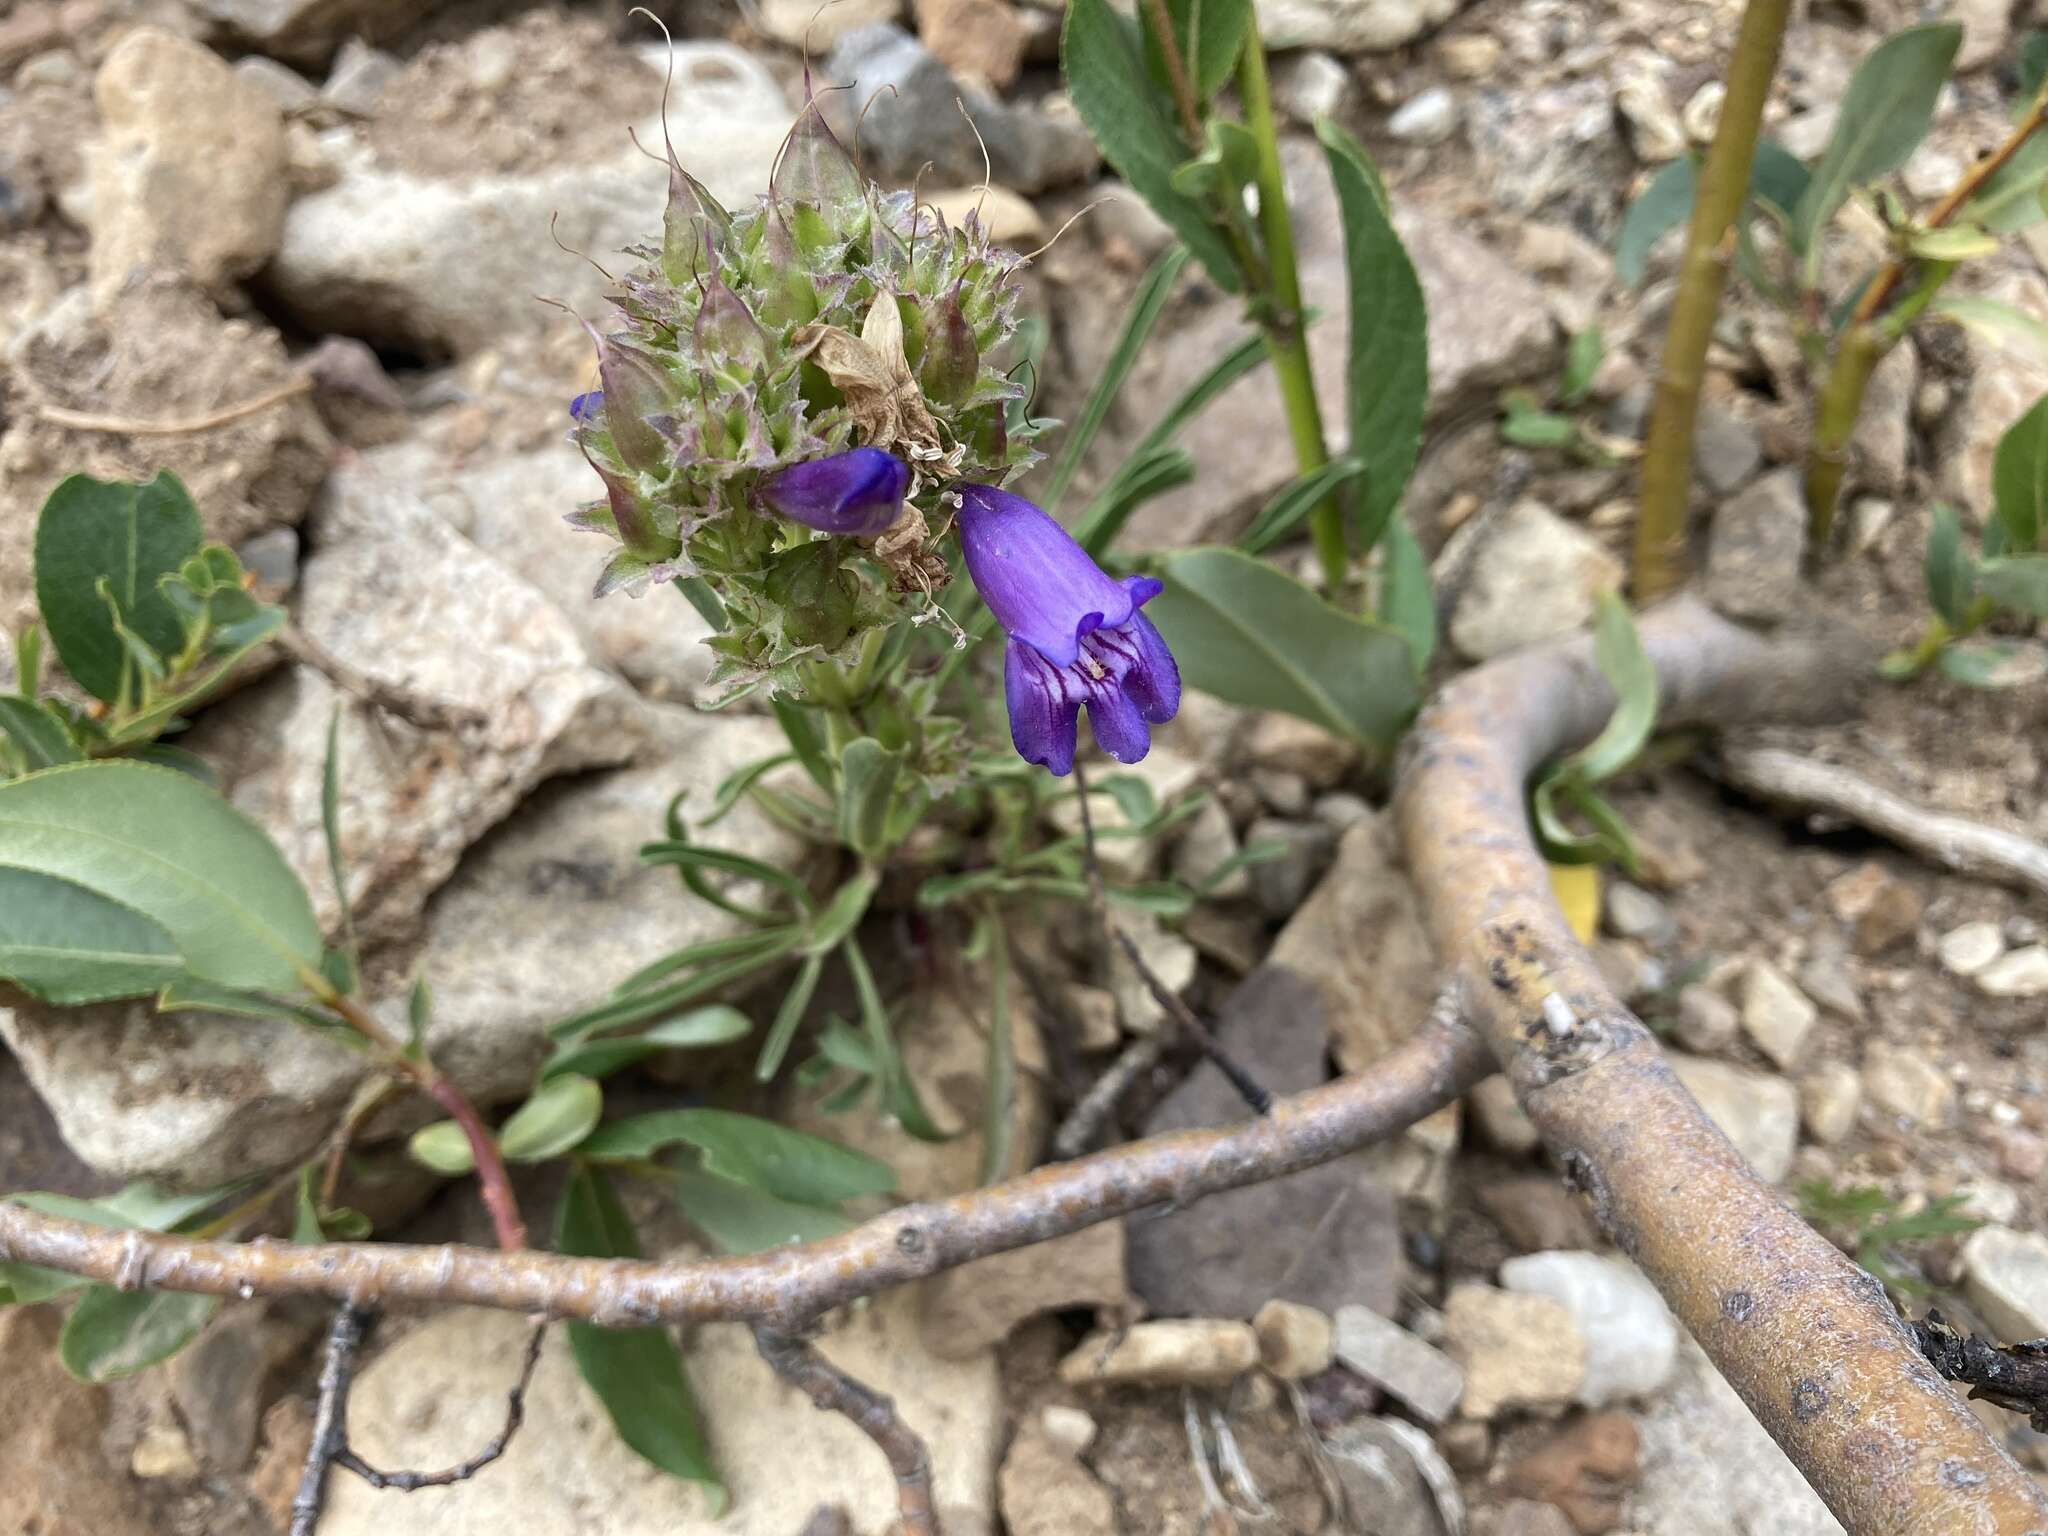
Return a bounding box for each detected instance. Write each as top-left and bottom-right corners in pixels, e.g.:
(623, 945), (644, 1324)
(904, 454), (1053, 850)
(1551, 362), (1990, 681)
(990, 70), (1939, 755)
(0, 761), (321, 994)
(0, 867), (182, 1005)
(1140, 0), (1251, 101)
(1923, 502), (1975, 627)
(1793, 24), (1962, 268)
(1145, 546), (1420, 745)
(1240, 459), (1368, 555)
(33, 471), (202, 704)
(1379, 515), (1436, 676)
(1993, 393), (2048, 550)
(836, 738), (903, 862)
(556, 1168), (725, 1508)
(1062, 0), (1242, 290)
(1319, 120), (1427, 554)
(1564, 590), (1659, 784)
(668, 1166), (853, 1254)
(541, 1005), (752, 1082)
(578, 1107), (895, 1204)
(0, 695), (81, 771)
(60, 1285), (220, 1382)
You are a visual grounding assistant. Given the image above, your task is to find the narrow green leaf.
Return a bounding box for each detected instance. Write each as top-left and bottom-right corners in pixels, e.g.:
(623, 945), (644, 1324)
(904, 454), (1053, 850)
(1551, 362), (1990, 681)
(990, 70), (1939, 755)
(1924, 501), (1974, 626)
(835, 738), (903, 862)
(755, 949), (826, 1081)
(700, 751), (797, 829)
(1564, 590), (1658, 784)
(1239, 459), (1368, 555)
(1144, 546), (1421, 745)
(1905, 223), (1999, 260)
(1992, 393), (2048, 550)
(843, 934), (949, 1142)
(321, 707), (354, 959)
(0, 695), (81, 769)
(407, 976), (431, 1057)
(1169, 117), (1261, 202)
(1141, 0), (1251, 101)
(1616, 155), (1696, 287)
(1560, 326), (1604, 405)
(668, 1166), (852, 1254)
(1932, 292), (2048, 362)
(1379, 515), (1436, 675)
(1062, 0), (1242, 290)
(293, 1166), (326, 1244)
(155, 975), (363, 1045)
(578, 1108), (895, 1204)
(639, 839), (809, 909)
(550, 937), (802, 1041)
(14, 624), (44, 699)
(768, 699), (836, 794)
(60, 1285), (219, 1382)
(1044, 245), (1190, 511)
(1500, 406), (1579, 448)
(557, 1168), (725, 1507)
(0, 761), (321, 993)
(1937, 639), (2044, 688)
(803, 870), (877, 957)
(1977, 553), (2048, 615)
(542, 1005), (753, 1081)
(1750, 140), (1812, 222)
(1318, 120), (1427, 554)
(498, 1073), (605, 1162)
(1793, 24), (1963, 264)
(1097, 774), (1158, 829)
(33, 471), (202, 703)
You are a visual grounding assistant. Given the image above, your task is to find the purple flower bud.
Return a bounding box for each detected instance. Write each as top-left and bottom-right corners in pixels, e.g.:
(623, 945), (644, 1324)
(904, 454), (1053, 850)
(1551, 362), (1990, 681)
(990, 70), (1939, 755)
(569, 390), (604, 422)
(957, 484), (1181, 775)
(758, 447), (910, 537)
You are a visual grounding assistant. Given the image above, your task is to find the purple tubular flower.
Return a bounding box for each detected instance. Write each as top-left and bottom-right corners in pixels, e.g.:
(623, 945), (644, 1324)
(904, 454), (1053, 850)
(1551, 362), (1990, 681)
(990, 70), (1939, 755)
(958, 484), (1181, 775)
(569, 390), (604, 422)
(758, 447), (911, 537)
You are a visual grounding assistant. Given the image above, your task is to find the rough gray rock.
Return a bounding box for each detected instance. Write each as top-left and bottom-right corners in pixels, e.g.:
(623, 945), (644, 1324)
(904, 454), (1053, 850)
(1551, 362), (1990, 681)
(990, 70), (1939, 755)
(1332, 1304), (1465, 1423)
(268, 44), (788, 354)
(89, 28), (287, 303)
(1449, 499), (1624, 661)
(194, 0), (452, 67)
(1062, 138), (1553, 548)
(321, 1297), (1000, 1535)
(822, 25), (1098, 191)
(1124, 967), (1406, 1321)
(1705, 468), (1805, 623)
(1962, 1225), (2048, 1342)
(1256, 0), (1473, 51)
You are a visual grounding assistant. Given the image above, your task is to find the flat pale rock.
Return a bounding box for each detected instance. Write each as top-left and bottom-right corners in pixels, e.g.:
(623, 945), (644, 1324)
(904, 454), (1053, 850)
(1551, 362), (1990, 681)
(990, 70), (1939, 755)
(922, 1220), (1129, 1359)
(1667, 1053), (1799, 1183)
(1443, 1284), (1586, 1420)
(1963, 1225), (2048, 1342)
(1332, 1303), (1464, 1424)
(1500, 1251), (1677, 1406)
(1058, 1320), (1258, 1388)
(322, 1296), (1000, 1536)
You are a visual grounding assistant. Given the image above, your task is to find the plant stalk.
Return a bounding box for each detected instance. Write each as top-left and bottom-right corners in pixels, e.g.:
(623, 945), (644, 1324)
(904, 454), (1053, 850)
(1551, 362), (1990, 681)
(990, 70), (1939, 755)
(1235, 31), (1343, 590)
(1632, 0), (1792, 601)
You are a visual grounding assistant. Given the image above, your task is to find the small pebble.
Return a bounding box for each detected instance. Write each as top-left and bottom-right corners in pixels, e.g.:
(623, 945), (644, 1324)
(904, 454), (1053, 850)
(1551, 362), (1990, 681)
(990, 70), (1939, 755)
(1388, 86), (1459, 145)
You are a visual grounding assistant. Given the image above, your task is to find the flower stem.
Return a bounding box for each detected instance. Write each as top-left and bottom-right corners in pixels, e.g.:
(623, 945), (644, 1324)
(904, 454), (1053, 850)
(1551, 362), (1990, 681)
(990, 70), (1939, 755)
(302, 969), (528, 1251)
(1235, 31), (1342, 591)
(1633, 0), (1791, 602)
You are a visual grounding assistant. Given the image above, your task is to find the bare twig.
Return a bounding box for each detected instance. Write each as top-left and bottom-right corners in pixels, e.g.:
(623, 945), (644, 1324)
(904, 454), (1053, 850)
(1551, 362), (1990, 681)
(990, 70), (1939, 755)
(1395, 595), (2047, 1530)
(1070, 755), (1272, 1117)
(292, 1307), (547, 1533)
(34, 375), (314, 436)
(0, 1016), (1489, 1328)
(756, 1326), (938, 1536)
(1715, 743), (2048, 899)
(1051, 1035), (1165, 1159)
(1912, 1310), (2048, 1433)
(291, 1304), (373, 1536)
(334, 1320), (546, 1490)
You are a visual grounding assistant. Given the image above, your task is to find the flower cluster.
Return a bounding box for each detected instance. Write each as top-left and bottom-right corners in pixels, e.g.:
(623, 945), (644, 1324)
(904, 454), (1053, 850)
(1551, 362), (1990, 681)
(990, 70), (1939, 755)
(569, 100), (1031, 676)
(573, 96), (1180, 773)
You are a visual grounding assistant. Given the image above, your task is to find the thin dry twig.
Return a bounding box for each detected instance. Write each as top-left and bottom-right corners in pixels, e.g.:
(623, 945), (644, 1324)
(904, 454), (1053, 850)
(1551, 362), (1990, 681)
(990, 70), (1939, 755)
(0, 1016), (1489, 1327)
(291, 1305), (548, 1532)
(1911, 1310), (2048, 1433)
(34, 375), (314, 436)
(1051, 1034), (1165, 1159)
(1070, 754), (1272, 1117)
(1715, 743), (2048, 899)
(756, 1326), (938, 1536)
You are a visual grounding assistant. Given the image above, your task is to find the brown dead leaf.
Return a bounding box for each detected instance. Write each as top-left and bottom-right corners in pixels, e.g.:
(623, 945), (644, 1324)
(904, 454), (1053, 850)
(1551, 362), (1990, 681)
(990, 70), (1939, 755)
(873, 503), (949, 594)
(789, 294), (943, 461)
